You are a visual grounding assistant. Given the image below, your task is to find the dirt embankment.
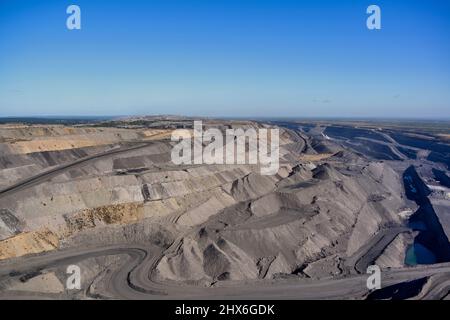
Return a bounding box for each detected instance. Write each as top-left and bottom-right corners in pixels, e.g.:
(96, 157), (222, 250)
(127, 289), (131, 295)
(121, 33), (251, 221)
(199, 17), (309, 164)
(0, 202), (144, 260)
(0, 229), (59, 260)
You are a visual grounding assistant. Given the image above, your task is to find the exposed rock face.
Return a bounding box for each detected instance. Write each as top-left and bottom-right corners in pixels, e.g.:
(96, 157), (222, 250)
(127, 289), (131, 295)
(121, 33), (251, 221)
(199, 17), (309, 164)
(0, 209), (23, 238)
(63, 202), (145, 235)
(0, 120), (409, 284)
(303, 255), (342, 279)
(0, 229), (59, 260)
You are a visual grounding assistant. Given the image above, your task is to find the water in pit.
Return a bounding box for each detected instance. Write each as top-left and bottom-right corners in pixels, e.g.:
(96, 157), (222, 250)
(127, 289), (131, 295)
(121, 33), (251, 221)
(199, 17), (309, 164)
(405, 243), (437, 266)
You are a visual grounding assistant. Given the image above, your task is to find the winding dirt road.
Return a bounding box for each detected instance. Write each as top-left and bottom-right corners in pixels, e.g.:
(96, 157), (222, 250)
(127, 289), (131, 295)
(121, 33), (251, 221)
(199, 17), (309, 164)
(1, 241), (450, 300)
(0, 142), (156, 200)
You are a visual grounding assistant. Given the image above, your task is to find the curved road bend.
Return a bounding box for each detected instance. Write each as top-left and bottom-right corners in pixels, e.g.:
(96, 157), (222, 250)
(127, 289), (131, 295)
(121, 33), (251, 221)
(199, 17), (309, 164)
(344, 226), (410, 274)
(2, 243), (450, 300)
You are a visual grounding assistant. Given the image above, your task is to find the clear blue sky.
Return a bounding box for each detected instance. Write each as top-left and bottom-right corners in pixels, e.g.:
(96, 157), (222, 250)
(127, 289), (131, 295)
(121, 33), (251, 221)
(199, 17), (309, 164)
(1, 0), (449, 118)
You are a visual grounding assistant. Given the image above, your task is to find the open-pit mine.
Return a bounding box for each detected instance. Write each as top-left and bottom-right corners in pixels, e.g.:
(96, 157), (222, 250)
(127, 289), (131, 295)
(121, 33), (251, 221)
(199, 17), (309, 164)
(0, 117), (450, 300)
